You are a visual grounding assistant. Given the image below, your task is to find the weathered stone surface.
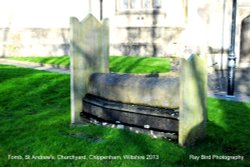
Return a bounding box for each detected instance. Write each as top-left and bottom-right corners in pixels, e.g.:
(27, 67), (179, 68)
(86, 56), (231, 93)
(240, 15), (250, 63)
(82, 94), (179, 132)
(0, 28), (70, 57)
(87, 73), (180, 109)
(70, 14), (109, 124)
(179, 55), (207, 146)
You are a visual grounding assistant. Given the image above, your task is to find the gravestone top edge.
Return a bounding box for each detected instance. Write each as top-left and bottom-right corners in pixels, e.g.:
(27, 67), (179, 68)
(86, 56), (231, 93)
(70, 14), (101, 25)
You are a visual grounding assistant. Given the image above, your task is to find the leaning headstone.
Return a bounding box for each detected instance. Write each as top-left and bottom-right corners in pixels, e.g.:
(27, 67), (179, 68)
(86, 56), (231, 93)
(179, 54), (207, 146)
(70, 14), (109, 125)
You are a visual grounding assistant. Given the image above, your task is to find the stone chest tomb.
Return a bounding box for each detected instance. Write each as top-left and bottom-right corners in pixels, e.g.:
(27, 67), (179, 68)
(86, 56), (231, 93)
(70, 14), (207, 146)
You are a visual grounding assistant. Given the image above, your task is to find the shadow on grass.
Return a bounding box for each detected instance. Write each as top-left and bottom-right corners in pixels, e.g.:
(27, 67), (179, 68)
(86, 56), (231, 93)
(109, 56), (171, 74)
(0, 65), (44, 83)
(218, 99), (250, 165)
(37, 56), (70, 67)
(11, 56), (70, 67)
(175, 98), (250, 167)
(0, 64), (249, 167)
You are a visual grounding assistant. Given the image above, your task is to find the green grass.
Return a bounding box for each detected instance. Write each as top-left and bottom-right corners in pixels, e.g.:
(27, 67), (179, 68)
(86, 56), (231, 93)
(109, 56), (171, 73)
(10, 56), (70, 66)
(0, 65), (250, 167)
(9, 56), (171, 74)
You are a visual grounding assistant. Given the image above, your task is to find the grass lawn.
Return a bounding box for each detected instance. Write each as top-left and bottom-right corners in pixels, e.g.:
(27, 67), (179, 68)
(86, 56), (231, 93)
(10, 56), (171, 74)
(0, 65), (249, 167)
(109, 56), (171, 73)
(10, 56), (71, 67)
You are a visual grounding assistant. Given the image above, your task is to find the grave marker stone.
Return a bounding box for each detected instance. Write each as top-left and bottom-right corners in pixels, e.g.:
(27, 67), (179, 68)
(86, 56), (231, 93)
(179, 54), (207, 146)
(70, 14), (109, 124)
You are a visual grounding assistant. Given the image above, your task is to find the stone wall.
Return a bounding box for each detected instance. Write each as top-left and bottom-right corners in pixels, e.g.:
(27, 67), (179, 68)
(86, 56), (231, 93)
(110, 26), (184, 56)
(0, 28), (70, 57)
(239, 3), (250, 66)
(0, 0), (249, 64)
(240, 15), (250, 64)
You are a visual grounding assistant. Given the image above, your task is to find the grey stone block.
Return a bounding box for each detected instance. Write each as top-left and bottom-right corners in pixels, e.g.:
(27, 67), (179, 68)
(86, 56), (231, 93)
(88, 73), (180, 109)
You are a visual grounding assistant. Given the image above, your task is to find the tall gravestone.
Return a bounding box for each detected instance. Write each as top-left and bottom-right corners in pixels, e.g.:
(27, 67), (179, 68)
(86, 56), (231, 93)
(70, 14), (109, 124)
(179, 54), (207, 146)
